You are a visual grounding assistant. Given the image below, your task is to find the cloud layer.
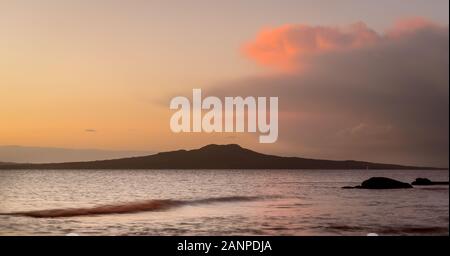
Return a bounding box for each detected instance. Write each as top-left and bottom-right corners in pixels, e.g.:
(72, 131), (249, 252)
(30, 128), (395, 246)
(213, 18), (449, 167)
(243, 17), (445, 72)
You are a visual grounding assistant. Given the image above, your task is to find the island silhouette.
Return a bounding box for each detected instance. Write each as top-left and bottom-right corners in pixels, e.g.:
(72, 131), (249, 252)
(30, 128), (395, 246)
(0, 144), (442, 170)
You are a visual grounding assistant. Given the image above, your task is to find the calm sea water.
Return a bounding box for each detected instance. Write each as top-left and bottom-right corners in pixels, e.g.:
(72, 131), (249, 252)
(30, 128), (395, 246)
(0, 169), (448, 236)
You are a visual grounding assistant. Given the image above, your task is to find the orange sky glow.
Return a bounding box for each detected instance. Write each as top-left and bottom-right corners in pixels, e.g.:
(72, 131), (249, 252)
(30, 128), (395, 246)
(0, 1), (448, 167)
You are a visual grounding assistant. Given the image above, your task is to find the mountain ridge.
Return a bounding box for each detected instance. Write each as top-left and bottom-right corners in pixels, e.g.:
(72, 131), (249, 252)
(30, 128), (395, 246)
(0, 144), (443, 170)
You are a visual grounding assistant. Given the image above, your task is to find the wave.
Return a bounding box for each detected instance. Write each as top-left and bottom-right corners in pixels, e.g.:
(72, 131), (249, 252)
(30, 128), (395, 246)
(1, 196), (267, 218)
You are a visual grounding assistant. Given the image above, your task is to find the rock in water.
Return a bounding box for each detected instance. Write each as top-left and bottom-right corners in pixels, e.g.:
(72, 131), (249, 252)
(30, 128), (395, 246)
(361, 177), (413, 189)
(412, 178), (433, 185)
(342, 177), (413, 189)
(412, 178), (449, 186)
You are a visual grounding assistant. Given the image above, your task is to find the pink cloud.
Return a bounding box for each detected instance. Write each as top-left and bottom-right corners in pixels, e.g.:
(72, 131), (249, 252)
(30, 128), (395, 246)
(243, 18), (443, 72)
(387, 17), (442, 38)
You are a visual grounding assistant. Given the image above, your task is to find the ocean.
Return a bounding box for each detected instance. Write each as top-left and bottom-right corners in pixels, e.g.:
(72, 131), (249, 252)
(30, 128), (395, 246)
(0, 169), (448, 236)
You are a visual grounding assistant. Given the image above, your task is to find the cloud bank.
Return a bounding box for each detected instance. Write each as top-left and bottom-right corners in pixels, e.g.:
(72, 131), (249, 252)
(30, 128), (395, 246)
(213, 18), (449, 167)
(243, 21), (379, 72)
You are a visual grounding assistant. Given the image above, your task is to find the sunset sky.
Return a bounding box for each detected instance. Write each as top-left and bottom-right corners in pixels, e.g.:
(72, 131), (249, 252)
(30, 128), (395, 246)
(0, 0), (449, 167)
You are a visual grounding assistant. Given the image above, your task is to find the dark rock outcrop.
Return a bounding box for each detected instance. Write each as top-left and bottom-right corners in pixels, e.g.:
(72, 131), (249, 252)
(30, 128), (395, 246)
(412, 178), (449, 186)
(343, 177), (413, 189)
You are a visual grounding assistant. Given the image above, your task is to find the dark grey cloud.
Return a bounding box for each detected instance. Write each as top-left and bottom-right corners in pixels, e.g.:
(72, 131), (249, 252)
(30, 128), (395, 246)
(206, 23), (449, 167)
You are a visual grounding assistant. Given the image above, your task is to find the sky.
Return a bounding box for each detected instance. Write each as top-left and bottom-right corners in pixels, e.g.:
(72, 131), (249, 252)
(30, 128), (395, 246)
(0, 0), (448, 167)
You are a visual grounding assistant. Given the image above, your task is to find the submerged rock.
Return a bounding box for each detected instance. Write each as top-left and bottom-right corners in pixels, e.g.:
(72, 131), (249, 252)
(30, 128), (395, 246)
(412, 178), (449, 186)
(342, 177), (413, 189)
